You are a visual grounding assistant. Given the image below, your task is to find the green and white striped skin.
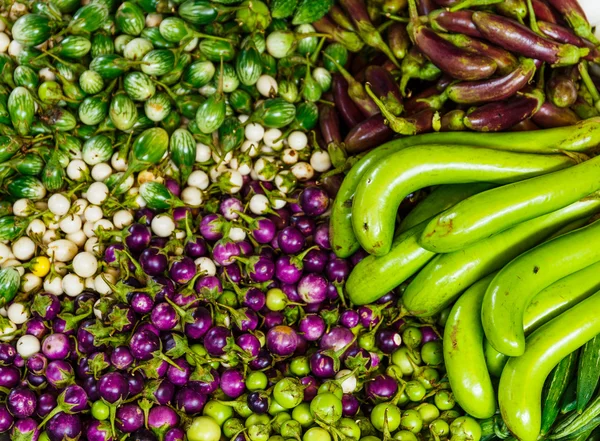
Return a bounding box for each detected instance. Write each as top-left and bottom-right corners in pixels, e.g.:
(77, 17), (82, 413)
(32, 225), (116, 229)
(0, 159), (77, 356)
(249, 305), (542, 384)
(141, 49), (176, 76)
(144, 92), (172, 122)
(0, 267), (20, 304)
(12, 14), (54, 46)
(169, 128), (196, 184)
(8, 87), (35, 136)
(7, 176), (46, 200)
(109, 92), (138, 131)
(78, 95), (108, 126)
(124, 71), (156, 101)
(116, 2), (146, 36)
(140, 181), (185, 210)
(82, 135), (113, 165)
(68, 3), (110, 35)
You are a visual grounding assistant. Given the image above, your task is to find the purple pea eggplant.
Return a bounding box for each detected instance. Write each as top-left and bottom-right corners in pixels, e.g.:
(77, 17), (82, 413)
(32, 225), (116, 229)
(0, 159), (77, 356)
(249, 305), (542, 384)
(546, 66), (579, 108)
(98, 372), (129, 403)
(312, 16), (364, 53)
(465, 89), (545, 132)
(7, 387), (37, 418)
(532, 101), (581, 128)
(472, 11), (589, 66)
(365, 66), (403, 116)
(339, 0), (400, 66)
(447, 57), (537, 104)
(343, 113), (394, 153)
(266, 325), (299, 356)
(438, 32), (519, 76)
(545, 0), (599, 45)
(429, 9), (483, 38)
(47, 412), (82, 441)
(148, 406), (179, 438)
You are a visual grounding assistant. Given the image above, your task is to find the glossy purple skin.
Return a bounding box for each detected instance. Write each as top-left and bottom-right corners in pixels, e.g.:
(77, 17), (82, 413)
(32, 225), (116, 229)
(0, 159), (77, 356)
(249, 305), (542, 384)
(249, 350), (273, 370)
(376, 291), (397, 304)
(298, 315), (326, 341)
(33, 293), (61, 320)
(194, 275), (223, 296)
(326, 258), (350, 282)
(165, 178), (180, 197)
(25, 317), (47, 339)
(128, 372), (145, 396)
(7, 387), (37, 418)
(221, 264), (242, 283)
(249, 257), (275, 283)
(376, 328), (402, 354)
(263, 311), (285, 329)
(37, 393), (57, 418)
(365, 374), (398, 400)
(27, 373), (47, 388)
(47, 412), (82, 441)
(297, 273), (328, 304)
(275, 256), (302, 284)
(0, 365), (20, 388)
(340, 310), (360, 328)
(293, 215), (316, 237)
(203, 326), (231, 356)
(421, 326), (440, 343)
(184, 306), (213, 339)
(213, 241), (241, 266)
(342, 393), (360, 416)
(236, 333), (261, 357)
(148, 406), (179, 432)
(190, 369), (219, 395)
(314, 223), (331, 250)
(185, 237), (207, 258)
(135, 208), (155, 225)
(117, 404), (144, 433)
(220, 369), (245, 398)
(243, 288), (266, 311)
(13, 354), (24, 368)
(63, 384), (88, 412)
(358, 306), (380, 328)
(252, 218), (277, 244)
(151, 380), (176, 405)
(12, 417), (39, 441)
(300, 376), (319, 401)
(167, 358), (191, 386)
(266, 326), (298, 356)
(199, 214), (224, 241)
(247, 391), (269, 414)
(0, 342), (16, 364)
(153, 276), (175, 302)
(174, 387), (207, 415)
(140, 248), (168, 276)
(320, 326), (354, 352)
(125, 223), (152, 254)
(76, 320), (97, 354)
(104, 243), (124, 264)
(151, 302), (178, 331)
(0, 404), (12, 432)
(235, 309), (259, 332)
(46, 360), (74, 388)
(270, 208), (290, 230)
(87, 420), (114, 441)
(169, 256), (197, 284)
(302, 249), (327, 273)
(42, 333), (70, 360)
(299, 186), (330, 216)
(281, 283), (301, 303)
(278, 227), (305, 254)
(83, 376), (101, 401)
(310, 351), (336, 378)
(220, 197), (243, 220)
(132, 428), (158, 441)
(165, 428), (185, 441)
(130, 292), (154, 315)
(98, 372), (129, 403)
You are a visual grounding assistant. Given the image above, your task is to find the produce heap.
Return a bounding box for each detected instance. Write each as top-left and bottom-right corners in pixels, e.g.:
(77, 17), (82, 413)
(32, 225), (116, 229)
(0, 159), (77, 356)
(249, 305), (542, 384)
(0, 0), (600, 440)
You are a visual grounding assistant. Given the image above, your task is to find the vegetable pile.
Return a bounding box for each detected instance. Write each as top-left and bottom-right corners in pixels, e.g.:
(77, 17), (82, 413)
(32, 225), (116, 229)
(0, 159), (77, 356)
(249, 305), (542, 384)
(0, 0), (599, 440)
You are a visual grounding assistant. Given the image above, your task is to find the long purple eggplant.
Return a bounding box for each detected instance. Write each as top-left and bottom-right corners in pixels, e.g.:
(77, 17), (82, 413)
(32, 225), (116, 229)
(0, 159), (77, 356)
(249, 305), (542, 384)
(447, 57), (537, 104)
(344, 114), (394, 153)
(410, 107), (440, 133)
(532, 0), (558, 23)
(532, 102), (580, 128)
(417, 0), (437, 14)
(546, 67), (578, 108)
(365, 66), (404, 116)
(440, 109), (466, 131)
(388, 23), (411, 60)
(510, 119), (540, 131)
(326, 57), (379, 117)
(339, 0), (400, 67)
(472, 11), (590, 67)
(405, 85), (439, 113)
(332, 74), (365, 128)
(538, 21), (600, 63)
(464, 89), (545, 131)
(319, 104), (343, 146)
(313, 16), (364, 53)
(429, 9), (483, 38)
(545, 0), (599, 45)
(439, 32), (518, 75)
